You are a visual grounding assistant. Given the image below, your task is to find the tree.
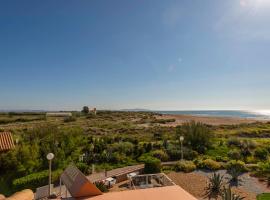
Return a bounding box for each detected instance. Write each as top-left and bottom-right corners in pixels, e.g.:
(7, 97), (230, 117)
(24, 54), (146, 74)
(82, 106), (90, 114)
(205, 173), (224, 200)
(176, 121), (213, 153)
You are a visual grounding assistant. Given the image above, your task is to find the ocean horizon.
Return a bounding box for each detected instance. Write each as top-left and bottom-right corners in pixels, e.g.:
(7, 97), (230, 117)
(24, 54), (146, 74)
(155, 110), (270, 120)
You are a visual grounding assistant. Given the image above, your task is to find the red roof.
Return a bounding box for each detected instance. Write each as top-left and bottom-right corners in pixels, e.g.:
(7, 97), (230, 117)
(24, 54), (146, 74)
(0, 132), (15, 152)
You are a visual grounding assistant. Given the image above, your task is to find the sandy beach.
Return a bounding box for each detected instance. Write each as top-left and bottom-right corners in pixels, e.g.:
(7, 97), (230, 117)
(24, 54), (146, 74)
(156, 114), (266, 126)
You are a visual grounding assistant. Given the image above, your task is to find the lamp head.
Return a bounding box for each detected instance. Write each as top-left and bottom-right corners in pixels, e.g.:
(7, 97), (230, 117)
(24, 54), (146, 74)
(46, 153), (55, 160)
(179, 136), (184, 142)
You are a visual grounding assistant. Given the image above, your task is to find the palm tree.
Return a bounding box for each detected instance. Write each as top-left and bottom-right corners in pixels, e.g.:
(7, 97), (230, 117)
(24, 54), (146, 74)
(205, 173), (224, 199)
(222, 187), (245, 200)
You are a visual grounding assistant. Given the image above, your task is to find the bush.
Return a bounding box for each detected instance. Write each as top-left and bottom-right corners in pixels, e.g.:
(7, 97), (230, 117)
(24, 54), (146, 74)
(227, 138), (241, 147)
(258, 161), (270, 176)
(183, 149), (199, 160)
(12, 169), (62, 191)
(76, 162), (91, 175)
(228, 149), (241, 160)
(202, 159), (221, 171)
(150, 150), (169, 162)
(167, 148), (181, 161)
(176, 121), (213, 153)
(254, 148), (269, 160)
(226, 160), (247, 184)
(215, 156), (228, 162)
(174, 160), (196, 172)
(63, 116), (77, 122)
(143, 157), (161, 174)
(94, 181), (108, 192)
(226, 160), (246, 172)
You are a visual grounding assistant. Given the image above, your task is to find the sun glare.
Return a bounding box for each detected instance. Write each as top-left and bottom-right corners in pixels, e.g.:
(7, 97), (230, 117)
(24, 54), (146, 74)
(240, 0), (270, 8)
(253, 110), (270, 116)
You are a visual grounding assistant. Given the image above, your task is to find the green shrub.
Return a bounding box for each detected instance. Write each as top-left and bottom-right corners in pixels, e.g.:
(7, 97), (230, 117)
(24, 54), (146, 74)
(63, 116), (77, 122)
(254, 148), (269, 160)
(76, 162), (91, 175)
(143, 157), (161, 174)
(183, 149), (199, 160)
(202, 159), (221, 171)
(226, 160), (247, 184)
(227, 138), (241, 147)
(12, 169), (62, 191)
(176, 121), (213, 153)
(215, 156), (228, 162)
(226, 160), (246, 172)
(150, 150), (169, 162)
(257, 161), (270, 176)
(228, 149), (241, 160)
(94, 181), (108, 192)
(205, 173), (224, 199)
(175, 160), (196, 172)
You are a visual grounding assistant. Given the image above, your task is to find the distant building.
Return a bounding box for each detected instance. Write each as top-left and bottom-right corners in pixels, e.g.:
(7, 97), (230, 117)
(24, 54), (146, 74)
(46, 112), (72, 117)
(92, 108), (97, 115)
(0, 132), (15, 152)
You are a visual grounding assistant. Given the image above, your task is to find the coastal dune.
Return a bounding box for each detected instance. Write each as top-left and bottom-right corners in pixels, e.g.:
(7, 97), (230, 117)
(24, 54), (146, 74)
(156, 114), (263, 126)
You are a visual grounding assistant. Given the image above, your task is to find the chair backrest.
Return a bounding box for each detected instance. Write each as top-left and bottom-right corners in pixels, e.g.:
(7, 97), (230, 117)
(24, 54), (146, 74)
(35, 184), (53, 200)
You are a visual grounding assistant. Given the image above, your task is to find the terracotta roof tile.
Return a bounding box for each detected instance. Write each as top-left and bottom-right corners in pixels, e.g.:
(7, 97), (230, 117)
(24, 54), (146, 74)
(0, 132), (15, 152)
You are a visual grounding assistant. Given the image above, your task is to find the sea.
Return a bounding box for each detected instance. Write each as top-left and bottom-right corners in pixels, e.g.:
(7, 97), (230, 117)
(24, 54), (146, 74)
(156, 110), (270, 120)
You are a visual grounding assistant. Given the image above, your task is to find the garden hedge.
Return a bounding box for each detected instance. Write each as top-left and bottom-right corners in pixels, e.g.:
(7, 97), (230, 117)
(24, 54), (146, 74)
(12, 169), (62, 191)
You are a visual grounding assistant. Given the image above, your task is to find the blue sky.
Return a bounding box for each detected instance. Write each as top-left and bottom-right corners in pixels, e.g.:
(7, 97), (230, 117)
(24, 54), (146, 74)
(1, 0), (270, 111)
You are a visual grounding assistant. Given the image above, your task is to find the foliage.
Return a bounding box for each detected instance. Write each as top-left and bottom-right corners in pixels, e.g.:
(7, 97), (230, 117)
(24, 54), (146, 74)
(228, 149), (242, 160)
(142, 156), (161, 174)
(227, 138), (242, 147)
(199, 159), (222, 171)
(222, 187), (245, 200)
(226, 160), (247, 185)
(183, 149), (199, 160)
(205, 173), (224, 199)
(94, 181), (108, 192)
(76, 162), (91, 175)
(257, 161), (270, 176)
(174, 160), (196, 173)
(206, 144), (230, 160)
(12, 169), (62, 191)
(254, 148), (269, 160)
(63, 116), (77, 123)
(150, 150), (169, 162)
(176, 121), (213, 153)
(81, 106), (90, 114)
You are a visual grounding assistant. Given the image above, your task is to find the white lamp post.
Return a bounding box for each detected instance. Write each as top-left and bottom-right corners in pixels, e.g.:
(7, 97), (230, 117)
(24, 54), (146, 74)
(46, 153), (54, 197)
(179, 136), (184, 160)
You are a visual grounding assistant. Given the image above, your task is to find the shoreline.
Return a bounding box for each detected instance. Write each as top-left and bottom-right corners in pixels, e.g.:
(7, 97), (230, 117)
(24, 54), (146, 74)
(156, 114), (269, 126)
